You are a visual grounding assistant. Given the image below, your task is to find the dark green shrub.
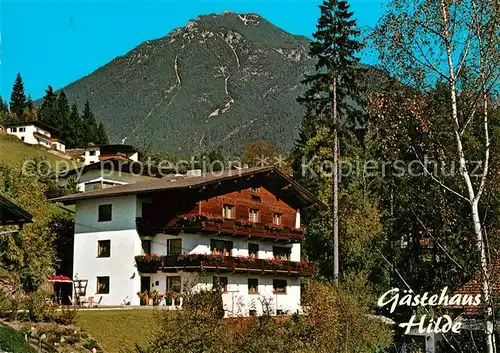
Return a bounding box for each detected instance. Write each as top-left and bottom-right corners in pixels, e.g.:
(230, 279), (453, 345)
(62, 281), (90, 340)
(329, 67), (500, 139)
(25, 290), (57, 322)
(0, 324), (36, 353)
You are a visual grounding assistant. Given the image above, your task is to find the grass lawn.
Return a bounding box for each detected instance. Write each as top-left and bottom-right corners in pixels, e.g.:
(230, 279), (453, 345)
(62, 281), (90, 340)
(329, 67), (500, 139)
(0, 131), (77, 170)
(77, 309), (161, 353)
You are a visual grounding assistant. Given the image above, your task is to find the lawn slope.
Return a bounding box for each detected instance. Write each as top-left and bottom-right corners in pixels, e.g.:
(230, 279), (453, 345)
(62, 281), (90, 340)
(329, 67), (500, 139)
(0, 131), (75, 169)
(77, 310), (160, 353)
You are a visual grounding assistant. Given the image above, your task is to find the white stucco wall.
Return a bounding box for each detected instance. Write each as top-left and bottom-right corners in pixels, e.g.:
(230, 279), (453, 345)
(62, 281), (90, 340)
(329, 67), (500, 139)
(83, 148), (101, 165)
(152, 233), (300, 262)
(74, 195), (142, 305)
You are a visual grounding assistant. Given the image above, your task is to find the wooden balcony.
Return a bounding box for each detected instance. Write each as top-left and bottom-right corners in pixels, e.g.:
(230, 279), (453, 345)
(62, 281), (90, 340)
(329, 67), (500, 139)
(158, 254), (315, 277)
(136, 214), (305, 241)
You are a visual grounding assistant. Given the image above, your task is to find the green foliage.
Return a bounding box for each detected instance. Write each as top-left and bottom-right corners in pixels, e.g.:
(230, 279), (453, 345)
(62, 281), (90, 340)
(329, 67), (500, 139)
(242, 140), (281, 167)
(0, 160), (75, 292)
(37, 86), (109, 148)
(9, 73), (28, 119)
(142, 279), (392, 353)
(25, 290), (58, 322)
(0, 324), (36, 353)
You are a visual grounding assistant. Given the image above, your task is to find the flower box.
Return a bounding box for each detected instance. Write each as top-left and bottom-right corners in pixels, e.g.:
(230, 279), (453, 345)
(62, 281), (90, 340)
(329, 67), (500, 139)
(135, 254), (162, 273)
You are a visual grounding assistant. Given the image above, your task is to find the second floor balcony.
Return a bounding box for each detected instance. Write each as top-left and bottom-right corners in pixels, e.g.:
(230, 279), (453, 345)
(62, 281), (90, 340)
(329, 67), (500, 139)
(135, 254), (315, 277)
(136, 213), (305, 242)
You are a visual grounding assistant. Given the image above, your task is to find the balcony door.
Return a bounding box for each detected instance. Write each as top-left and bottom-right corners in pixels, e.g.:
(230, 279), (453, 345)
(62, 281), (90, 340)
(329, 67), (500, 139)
(210, 239), (233, 256)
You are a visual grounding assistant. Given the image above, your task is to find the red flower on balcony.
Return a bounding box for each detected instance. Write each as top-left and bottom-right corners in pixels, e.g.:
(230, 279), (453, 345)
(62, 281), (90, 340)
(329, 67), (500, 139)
(290, 226), (306, 234)
(234, 219), (254, 228)
(135, 254), (162, 273)
(264, 224), (285, 232)
(235, 255), (256, 264)
(178, 213), (224, 225)
(177, 253), (224, 263)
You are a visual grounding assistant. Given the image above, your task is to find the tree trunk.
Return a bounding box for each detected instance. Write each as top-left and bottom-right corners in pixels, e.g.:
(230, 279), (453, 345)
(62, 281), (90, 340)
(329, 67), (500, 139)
(332, 76), (339, 283)
(438, 1), (495, 350)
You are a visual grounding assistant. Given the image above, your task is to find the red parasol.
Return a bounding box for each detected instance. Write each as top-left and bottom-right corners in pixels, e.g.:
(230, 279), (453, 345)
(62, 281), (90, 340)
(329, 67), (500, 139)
(49, 275), (73, 283)
(49, 276), (73, 304)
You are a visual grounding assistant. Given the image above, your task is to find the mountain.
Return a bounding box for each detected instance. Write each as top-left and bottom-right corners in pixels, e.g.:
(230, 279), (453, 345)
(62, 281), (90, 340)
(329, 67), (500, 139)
(59, 12), (378, 156)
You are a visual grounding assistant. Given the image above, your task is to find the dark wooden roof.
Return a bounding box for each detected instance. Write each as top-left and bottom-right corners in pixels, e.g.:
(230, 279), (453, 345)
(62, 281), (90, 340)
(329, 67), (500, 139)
(0, 195), (33, 225)
(5, 120), (58, 134)
(50, 167), (326, 210)
(86, 144), (137, 154)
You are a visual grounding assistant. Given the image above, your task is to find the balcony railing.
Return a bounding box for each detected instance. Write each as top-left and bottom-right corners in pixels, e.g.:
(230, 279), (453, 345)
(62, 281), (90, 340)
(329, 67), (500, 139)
(135, 254), (315, 277)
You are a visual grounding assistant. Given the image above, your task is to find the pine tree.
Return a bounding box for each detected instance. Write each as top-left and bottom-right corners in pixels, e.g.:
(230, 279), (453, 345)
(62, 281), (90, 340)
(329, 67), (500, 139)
(81, 100), (98, 145)
(94, 122), (109, 145)
(0, 96), (9, 114)
(295, 0), (363, 282)
(26, 96), (34, 111)
(38, 86), (59, 127)
(67, 103), (83, 148)
(56, 91), (71, 142)
(9, 73), (27, 119)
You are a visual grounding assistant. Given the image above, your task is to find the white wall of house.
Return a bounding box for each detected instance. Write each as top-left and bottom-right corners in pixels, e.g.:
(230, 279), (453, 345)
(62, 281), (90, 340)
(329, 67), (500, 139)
(148, 272), (301, 316)
(83, 147), (101, 165)
(74, 195), (142, 305)
(152, 233), (300, 262)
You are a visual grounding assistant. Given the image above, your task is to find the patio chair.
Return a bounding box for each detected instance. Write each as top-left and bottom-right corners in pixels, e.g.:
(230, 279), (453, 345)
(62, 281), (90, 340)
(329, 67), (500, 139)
(93, 296), (103, 308)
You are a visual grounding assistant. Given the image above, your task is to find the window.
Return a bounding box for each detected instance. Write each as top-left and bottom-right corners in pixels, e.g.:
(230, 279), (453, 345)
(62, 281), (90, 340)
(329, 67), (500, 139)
(167, 239), (182, 255)
(249, 243), (259, 258)
(21, 137), (25, 141)
(166, 276), (182, 293)
(96, 277), (110, 294)
(273, 279), (287, 294)
(273, 246), (291, 261)
(19, 127), (25, 132)
(10, 127), (17, 132)
(211, 239), (232, 256)
(89, 150), (96, 156)
(213, 276), (228, 293)
(98, 204), (112, 222)
(248, 208), (260, 222)
(97, 240), (111, 257)
(248, 278), (259, 294)
(222, 204), (234, 219)
(141, 239), (151, 255)
(273, 213), (282, 225)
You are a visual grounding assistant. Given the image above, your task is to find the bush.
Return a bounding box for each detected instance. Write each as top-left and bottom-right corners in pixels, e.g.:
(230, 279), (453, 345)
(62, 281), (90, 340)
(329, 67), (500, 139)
(56, 305), (78, 325)
(0, 324), (36, 353)
(25, 290), (57, 322)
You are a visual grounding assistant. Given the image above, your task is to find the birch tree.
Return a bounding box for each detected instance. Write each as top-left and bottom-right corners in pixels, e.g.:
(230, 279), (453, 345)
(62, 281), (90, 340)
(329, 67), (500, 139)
(373, 0), (500, 351)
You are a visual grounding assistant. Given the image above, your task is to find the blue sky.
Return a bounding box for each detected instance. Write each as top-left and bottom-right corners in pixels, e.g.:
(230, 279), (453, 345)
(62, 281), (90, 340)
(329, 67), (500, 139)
(0, 0), (386, 100)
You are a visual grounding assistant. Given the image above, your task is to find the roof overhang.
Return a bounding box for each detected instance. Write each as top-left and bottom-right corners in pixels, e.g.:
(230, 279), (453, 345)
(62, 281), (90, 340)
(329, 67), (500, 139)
(0, 195), (33, 225)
